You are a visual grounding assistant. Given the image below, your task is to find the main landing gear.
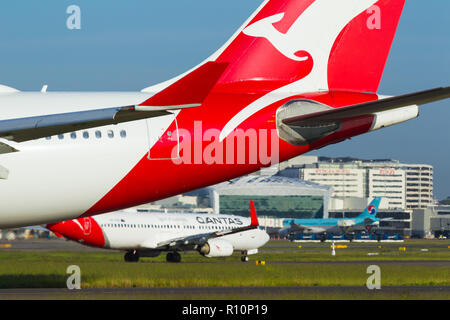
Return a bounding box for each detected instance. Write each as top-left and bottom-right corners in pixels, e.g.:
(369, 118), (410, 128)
(124, 250), (140, 262)
(166, 251), (181, 263)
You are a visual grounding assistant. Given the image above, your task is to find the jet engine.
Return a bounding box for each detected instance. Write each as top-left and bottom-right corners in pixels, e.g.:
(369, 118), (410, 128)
(199, 238), (234, 258)
(337, 219), (355, 227)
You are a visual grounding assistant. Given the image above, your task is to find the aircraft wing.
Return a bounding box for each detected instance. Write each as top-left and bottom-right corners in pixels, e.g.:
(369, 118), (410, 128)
(0, 140), (19, 154)
(150, 223), (258, 251)
(0, 61), (228, 144)
(140, 201), (260, 250)
(300, 226), (326, 233)
(335, 219), (380, 234)
(282, 87), (450, 126)
(285, 221), (326, 234)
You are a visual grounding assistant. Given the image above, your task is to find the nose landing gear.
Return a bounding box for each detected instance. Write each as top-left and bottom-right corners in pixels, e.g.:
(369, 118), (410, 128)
(241, 255), (249, 262)
(240, 250), (250, 262)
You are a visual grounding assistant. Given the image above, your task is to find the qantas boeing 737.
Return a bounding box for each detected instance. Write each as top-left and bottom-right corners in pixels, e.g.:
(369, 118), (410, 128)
(47, 201), (269, 263)
(0, 0), (449, 228)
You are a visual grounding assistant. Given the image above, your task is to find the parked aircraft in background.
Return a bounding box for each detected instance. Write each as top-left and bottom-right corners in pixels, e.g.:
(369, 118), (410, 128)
(280, 197), (382, 239)
(1, 0), (449, 228)
(46, 201), (269, 263)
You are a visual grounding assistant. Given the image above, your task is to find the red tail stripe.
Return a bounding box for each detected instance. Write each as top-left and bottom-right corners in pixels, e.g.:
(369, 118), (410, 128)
(139, 62), (229, 107)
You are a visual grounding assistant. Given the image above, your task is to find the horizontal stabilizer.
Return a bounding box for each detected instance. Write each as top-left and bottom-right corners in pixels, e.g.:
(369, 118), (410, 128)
(283, 87), (450, 125)
(0, 104), (193, 142)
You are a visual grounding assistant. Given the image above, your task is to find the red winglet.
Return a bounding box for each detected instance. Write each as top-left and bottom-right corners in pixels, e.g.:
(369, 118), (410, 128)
(139, 61), (229, 107)
(250, 201), (259, 227)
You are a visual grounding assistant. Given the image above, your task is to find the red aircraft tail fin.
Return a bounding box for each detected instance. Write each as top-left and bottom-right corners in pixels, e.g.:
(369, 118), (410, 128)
(143, 0), (405, 97)
(250, 201), (259, 227)
(326, 0), (405, 93)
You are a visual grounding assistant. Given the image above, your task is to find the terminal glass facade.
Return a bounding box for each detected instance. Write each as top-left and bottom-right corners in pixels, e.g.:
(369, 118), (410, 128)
(219, 195), (324, 219)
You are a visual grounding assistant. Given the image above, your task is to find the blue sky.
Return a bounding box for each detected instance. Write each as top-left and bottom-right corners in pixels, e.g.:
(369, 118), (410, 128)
(0, 1), (448, 199)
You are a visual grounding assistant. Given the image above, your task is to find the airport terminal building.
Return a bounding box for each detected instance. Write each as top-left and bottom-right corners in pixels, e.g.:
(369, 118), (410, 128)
(270, 156), (438, 237)
(279, 156), (433, 211)
(209, 175), (332, 228)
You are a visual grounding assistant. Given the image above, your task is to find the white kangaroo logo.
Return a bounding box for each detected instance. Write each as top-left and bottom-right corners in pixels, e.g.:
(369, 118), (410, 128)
(220, 0), (379, 142)
(243, 12), (309, 62)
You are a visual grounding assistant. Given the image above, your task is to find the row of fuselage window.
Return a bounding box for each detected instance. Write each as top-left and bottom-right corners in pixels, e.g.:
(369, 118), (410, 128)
(100, 223), (233, 231)
(45, 129), (127, 141)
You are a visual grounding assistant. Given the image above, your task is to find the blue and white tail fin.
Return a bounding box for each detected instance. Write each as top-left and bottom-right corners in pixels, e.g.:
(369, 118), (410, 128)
(358, 197), (382, 224)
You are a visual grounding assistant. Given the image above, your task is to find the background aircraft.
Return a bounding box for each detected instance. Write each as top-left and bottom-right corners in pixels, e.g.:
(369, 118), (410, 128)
(47, 201), (269, 263)
(280, 197), (382, 239)
(0, 0), (448, 228)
